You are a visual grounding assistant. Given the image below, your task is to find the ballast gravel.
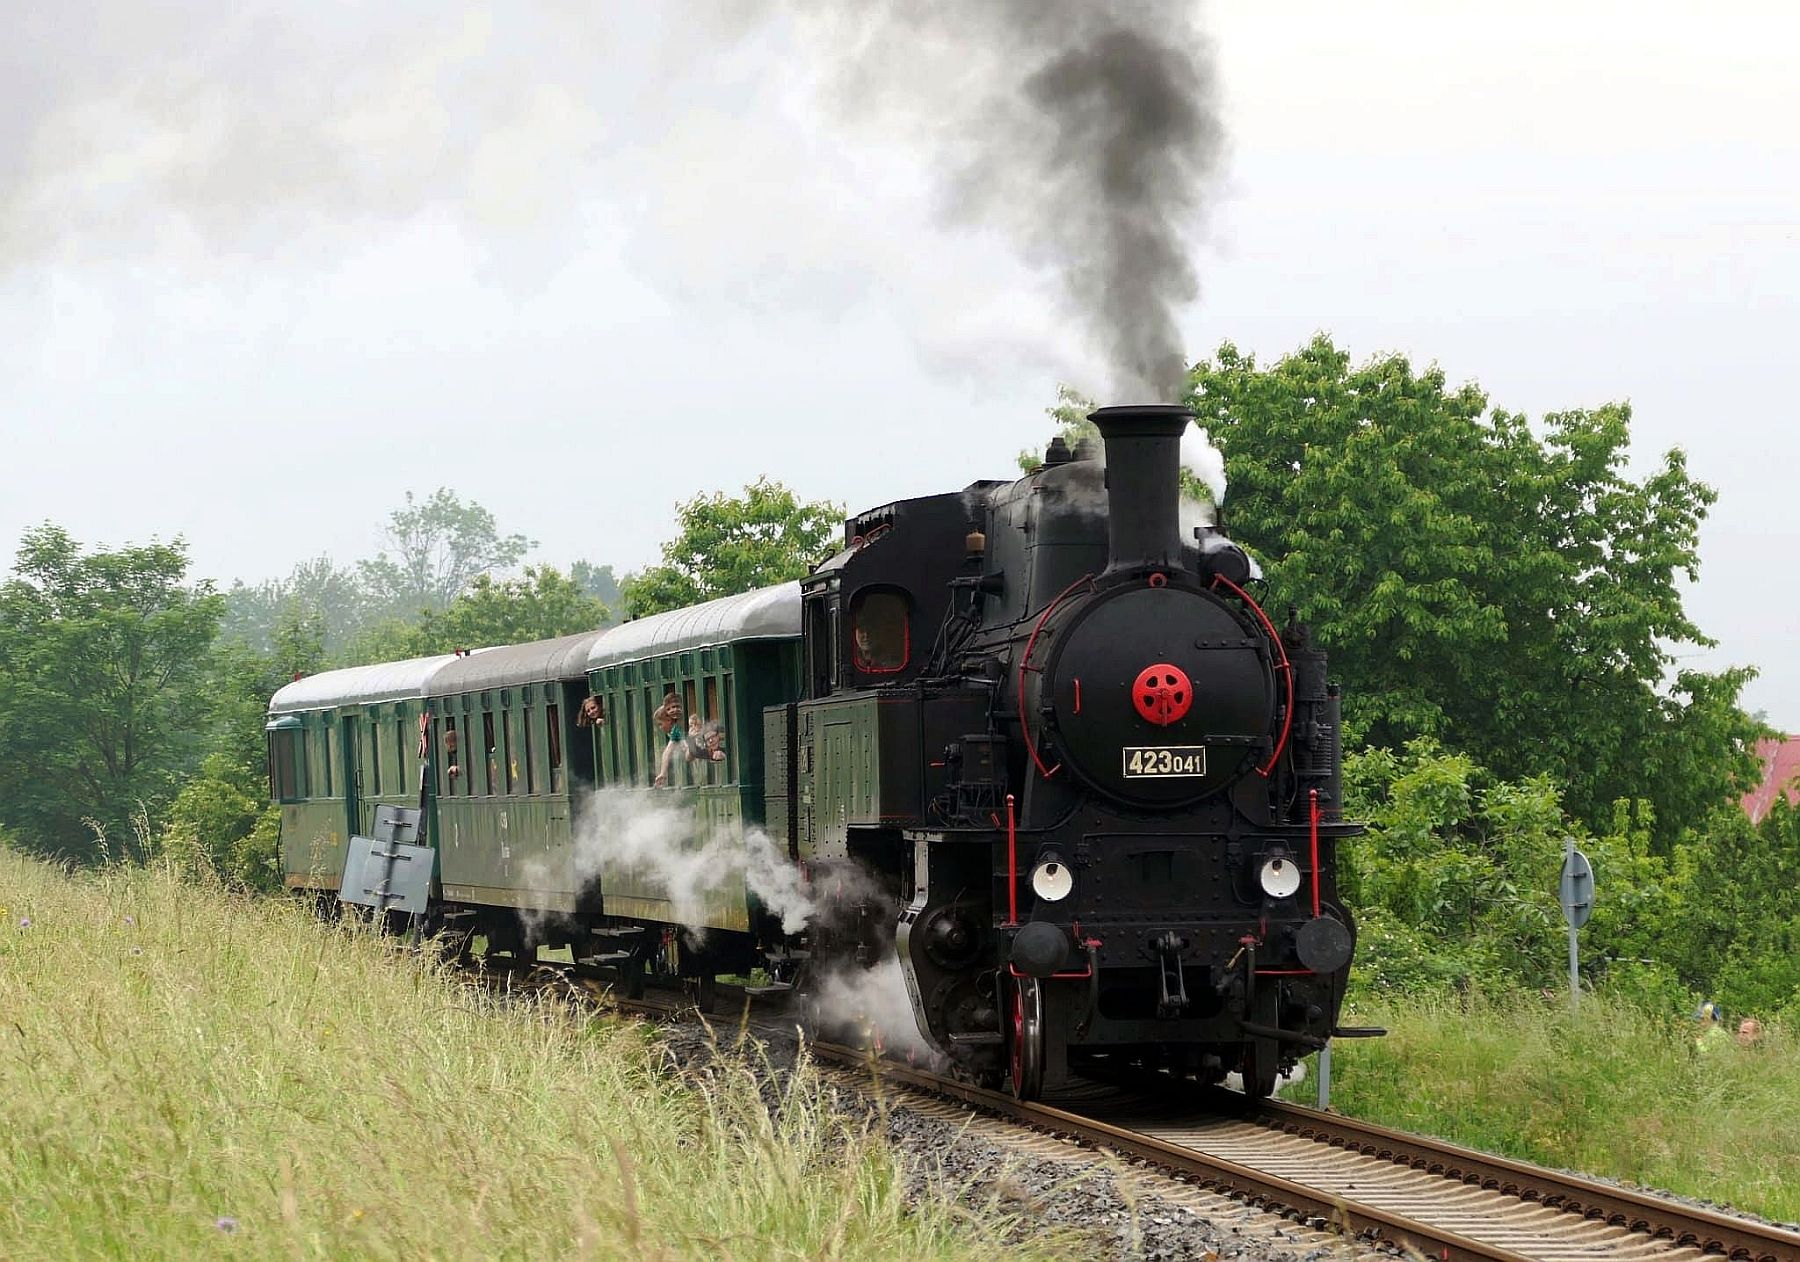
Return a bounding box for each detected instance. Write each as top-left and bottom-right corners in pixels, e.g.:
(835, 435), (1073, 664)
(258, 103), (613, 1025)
(653, 1020), (1379, 1261)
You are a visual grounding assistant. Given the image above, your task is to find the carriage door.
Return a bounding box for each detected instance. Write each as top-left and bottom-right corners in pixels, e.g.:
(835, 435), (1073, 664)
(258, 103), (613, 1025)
(341, 712), (364, 841)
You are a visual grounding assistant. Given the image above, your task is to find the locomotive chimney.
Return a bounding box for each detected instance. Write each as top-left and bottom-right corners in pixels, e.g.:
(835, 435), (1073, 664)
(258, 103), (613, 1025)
(1088, 404), (1195, 574)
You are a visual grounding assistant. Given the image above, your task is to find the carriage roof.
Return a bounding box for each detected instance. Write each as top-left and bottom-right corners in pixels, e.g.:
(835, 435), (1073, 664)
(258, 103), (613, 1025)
(424, 629), (605, 696)
(267, 655), (463, 716)
(585, 582), (801, 672)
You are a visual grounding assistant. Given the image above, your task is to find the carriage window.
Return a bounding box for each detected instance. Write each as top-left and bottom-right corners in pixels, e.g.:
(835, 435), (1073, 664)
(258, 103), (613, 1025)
(369, 717), (383, 796)
(502, 711), (516, 794)
(722, 676), (736, 783)
(443, 716), (461, 794)
(269, 729), (302, 803)
(806, 596), (831, 696)
(850, 589), (910, 673)
(396, 715), (409, 792)
(620, 692), (637, 784)
(482, 712), (497, 796)
(523, 705), (536, 794)
(323, 727), (334, 797)
(547, 704), (562, 794)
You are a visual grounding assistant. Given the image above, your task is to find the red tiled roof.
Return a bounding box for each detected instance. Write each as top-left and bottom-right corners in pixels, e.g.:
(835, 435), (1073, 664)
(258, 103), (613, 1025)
(1743, 736), (1800, 825)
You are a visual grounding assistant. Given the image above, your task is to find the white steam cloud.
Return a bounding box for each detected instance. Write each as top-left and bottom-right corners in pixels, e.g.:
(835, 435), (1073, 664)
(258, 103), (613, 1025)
(1181, 423), (1227, 505)
(526, 789), (939, 1071)
(536, 787), (817, 938)
(809, 958), (944, 1069)
(1177, 422), (1228, 536)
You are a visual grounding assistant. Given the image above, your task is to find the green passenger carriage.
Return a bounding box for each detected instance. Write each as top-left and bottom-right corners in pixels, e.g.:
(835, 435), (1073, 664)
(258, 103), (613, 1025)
(265, 584), (803, 974)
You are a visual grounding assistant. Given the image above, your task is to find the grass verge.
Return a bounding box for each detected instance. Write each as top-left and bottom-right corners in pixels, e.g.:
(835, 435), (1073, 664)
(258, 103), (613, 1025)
(0, 847), (1046, 1260)
(1314, 991), (1800, 1221)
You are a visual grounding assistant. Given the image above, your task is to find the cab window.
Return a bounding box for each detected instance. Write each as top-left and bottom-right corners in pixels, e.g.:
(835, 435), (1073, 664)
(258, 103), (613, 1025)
(850, 588), (910, 673)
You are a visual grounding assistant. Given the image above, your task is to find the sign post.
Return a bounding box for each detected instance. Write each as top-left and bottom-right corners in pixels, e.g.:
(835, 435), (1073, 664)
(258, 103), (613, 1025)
(1559, 837), (1595, 1011)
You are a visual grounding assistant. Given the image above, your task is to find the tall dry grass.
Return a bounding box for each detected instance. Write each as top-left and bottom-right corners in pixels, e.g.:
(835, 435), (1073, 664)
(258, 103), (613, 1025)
(0, 847), (1046, 1260)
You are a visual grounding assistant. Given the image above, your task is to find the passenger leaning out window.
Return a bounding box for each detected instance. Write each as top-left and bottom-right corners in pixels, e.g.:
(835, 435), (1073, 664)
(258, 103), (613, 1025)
(652, 693), (684, 787)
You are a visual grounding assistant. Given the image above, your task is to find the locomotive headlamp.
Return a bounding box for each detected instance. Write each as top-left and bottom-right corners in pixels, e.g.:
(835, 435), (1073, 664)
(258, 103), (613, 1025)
(1029, 855), (1074, 902)
(1257, 855), (1303, 900)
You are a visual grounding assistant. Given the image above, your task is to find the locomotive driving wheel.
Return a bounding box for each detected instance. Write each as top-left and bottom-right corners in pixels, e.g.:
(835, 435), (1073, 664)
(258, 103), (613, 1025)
(1006, 974), (1045, 1101)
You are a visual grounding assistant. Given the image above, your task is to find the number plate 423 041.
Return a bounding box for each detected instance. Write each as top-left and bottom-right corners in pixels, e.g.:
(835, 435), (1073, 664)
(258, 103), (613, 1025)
(1122, 746), (1207, 778)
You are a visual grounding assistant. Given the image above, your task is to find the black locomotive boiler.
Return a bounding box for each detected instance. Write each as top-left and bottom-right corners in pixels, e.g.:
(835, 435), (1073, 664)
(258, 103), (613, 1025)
(773, 405), (1360, 1098)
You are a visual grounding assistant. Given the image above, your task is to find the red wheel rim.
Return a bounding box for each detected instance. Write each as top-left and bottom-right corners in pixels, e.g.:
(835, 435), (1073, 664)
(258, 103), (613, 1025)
(1132, 663), (1193, 726)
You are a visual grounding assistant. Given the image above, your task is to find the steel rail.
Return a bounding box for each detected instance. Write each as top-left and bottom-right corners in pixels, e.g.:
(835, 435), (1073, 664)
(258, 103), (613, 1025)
(806, 1040), (1536, 1262)
(1249, 1099), (1800, 1262)
(494, 968), (1798, 1261)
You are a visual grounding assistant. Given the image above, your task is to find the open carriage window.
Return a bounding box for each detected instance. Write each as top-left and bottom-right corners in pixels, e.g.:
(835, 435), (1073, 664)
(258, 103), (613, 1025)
(850, 588), (910, 674)
(547, 704), (563, 793)
(267, 721), (303, 803)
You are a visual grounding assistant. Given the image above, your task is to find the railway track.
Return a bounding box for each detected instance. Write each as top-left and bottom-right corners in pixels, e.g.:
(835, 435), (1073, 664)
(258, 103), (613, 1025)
(798, 1046), (1800, 1262)
(481, 961), (1800, 1262)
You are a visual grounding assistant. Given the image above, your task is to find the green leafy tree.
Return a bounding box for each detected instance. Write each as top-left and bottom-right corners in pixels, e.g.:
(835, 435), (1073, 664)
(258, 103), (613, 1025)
(221, 555), (375, 657)
(1019, 346), (1762, 843)
(624, 479), (841, 617)
(159, 613), (325, 891)
(1167, 337), (1761, 844)
(0, 526), (225, 859)
(411, 566), (608, 653)
(359, 488), (533, 615)
(1660, 799), (1800, 1017)
(1340, 741), (1697, 1001)
(570, 561), (622, 622)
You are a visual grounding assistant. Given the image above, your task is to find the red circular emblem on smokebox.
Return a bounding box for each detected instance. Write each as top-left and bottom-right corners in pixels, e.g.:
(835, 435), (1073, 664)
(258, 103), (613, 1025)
(1132, 663), (1193, 726)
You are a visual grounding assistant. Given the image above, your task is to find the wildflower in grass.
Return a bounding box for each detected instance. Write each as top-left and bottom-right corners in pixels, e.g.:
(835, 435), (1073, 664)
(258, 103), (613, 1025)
(214, 1217), (238, 1234)
(17, 917), (28, 929)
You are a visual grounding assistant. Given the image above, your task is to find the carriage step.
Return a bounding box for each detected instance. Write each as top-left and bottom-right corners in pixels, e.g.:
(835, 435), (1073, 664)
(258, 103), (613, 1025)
(764, 949), (810, 962)
(743, 982), (795, 996)
(947, 1032), (1003, 1045)
(577, 952), (637, 967)
(438, 909), (477, 921)
(590, 925), (646, 938)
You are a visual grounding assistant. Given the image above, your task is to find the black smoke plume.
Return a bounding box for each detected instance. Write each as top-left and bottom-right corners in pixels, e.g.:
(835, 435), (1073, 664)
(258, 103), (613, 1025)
(784, 1), (1224, 401)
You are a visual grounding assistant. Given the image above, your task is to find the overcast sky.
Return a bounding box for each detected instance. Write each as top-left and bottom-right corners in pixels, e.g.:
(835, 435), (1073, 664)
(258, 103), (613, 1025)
(3, 2), (1796, 727)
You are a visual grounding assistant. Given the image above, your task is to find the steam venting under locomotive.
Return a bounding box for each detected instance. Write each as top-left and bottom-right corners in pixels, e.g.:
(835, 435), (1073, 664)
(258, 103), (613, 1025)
(772, 404), (1362, 1098)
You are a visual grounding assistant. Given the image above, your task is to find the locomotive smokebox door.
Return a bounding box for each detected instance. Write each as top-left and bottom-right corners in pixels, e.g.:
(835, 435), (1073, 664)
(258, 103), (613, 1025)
(1041, 584), (1275, 806)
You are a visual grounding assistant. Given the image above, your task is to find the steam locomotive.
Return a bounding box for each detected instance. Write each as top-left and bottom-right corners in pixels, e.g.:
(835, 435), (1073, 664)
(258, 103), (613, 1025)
(267, 404), (1359, 1099)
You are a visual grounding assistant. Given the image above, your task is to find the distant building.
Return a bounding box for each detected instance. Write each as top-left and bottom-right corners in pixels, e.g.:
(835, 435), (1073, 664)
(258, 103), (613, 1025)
(1742, 736), (1800, 824)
